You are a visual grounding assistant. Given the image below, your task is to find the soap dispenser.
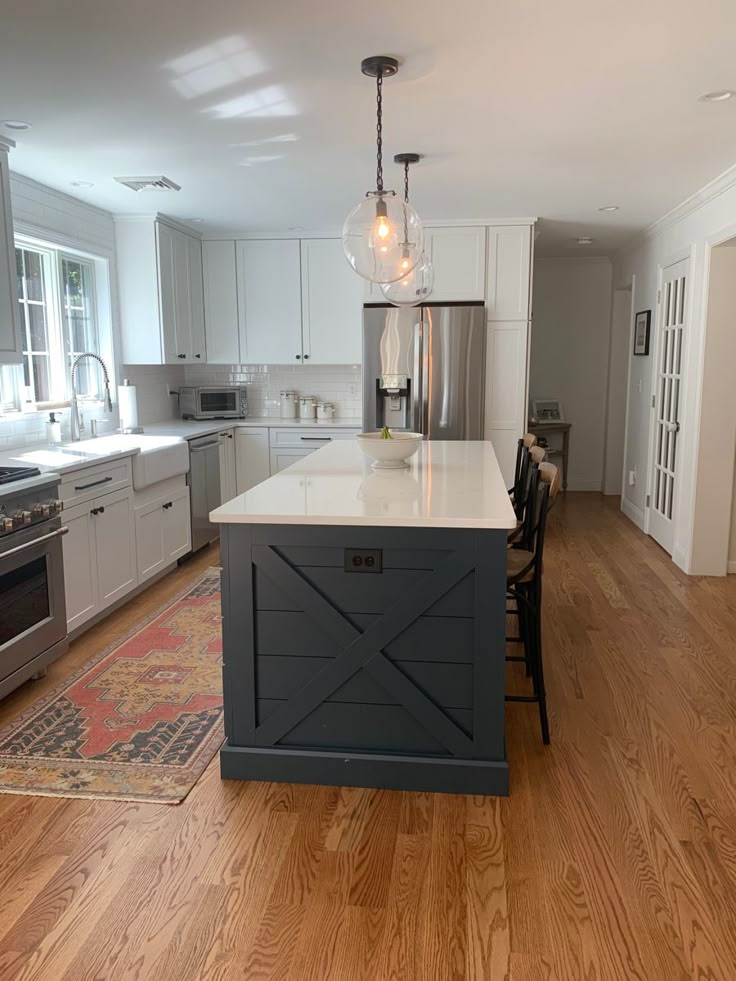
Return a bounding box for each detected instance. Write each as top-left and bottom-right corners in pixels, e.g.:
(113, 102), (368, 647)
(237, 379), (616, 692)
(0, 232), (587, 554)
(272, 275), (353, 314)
(46, 412), (62, 445)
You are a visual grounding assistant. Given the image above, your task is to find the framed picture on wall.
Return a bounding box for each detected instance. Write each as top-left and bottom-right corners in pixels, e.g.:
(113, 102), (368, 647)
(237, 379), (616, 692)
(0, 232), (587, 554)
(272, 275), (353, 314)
(531, 398), (564, 423)
(634, 310), (651, 355)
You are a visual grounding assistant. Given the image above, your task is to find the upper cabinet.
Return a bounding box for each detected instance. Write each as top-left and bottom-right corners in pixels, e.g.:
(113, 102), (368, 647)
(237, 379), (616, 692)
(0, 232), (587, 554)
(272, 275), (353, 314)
(203, 240), (241, 364)
(0, 138), (22, 364)
(236, 240), (302, 364)
(425, 227), (487, 302)
(301, 238), (363, 364)
(486, 225), (531, 321)
(116, 217), (205, 365)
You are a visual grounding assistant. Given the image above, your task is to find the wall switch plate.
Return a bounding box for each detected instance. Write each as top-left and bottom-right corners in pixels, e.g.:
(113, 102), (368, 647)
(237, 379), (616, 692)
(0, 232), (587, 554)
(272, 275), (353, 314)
(344, 548), (383, 573)
(628, 469), (636, 486)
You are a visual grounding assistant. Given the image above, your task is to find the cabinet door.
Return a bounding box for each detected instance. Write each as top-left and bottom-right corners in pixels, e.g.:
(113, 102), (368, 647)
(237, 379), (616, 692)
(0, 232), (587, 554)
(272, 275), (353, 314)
(425, 227), (486, 302)
(236, 240), (302, 363)
(94, 487), (137, 608)
(0, 146), (22, 363)
(163, 487), (191, 562)
(301, 239), (363, 364)
(235, 427), (270, 493)
(186, 234), (206, 363)
(218, 429), (237, 502)
(203, 241), (240, 364)
(134, 498), (166, 584)
(269, 447), (314, 474)
(62, 501), (99, 632)
(486, 225), (531, 321)
(156, 222), (180, 365)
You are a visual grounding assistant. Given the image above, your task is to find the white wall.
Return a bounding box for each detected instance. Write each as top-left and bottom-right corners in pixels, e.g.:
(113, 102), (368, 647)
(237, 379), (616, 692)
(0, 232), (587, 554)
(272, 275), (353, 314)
(614, 165), (736, 574)
(602, 286), (632, 495)
(530, 257), (613, 491)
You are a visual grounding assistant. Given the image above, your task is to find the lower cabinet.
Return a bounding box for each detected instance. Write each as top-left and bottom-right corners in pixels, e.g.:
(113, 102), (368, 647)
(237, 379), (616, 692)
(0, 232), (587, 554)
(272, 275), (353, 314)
(235, 426), (270, 494)
(63, 486), (136, 633)
(268, 427), (360, 474)
(270, 447), (313, 474)
(134, 478), (191, 585)
(218, 429), (237, 503)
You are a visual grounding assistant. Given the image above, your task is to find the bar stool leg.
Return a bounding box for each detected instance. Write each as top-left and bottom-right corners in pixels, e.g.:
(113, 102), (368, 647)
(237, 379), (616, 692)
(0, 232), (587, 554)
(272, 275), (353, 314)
(531, 583), (550, 744)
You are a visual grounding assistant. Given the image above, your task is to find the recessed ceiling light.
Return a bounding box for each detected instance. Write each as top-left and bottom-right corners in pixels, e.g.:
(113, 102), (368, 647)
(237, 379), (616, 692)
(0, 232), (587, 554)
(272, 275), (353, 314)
(576, 237), (594, 246)
(70, 180), (94, 188)
(188, 218), (205, 223)
(597, 205), (619, 212)
(288, 225), (304, 232)
(1, 120), (32, 131)
(699, 90), (735, 102)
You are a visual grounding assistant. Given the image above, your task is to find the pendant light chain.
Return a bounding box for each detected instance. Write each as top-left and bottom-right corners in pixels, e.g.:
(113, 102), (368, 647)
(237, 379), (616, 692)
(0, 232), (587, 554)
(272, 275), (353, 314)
(404, 159), (410, 204)
(375, 72), (384, 192)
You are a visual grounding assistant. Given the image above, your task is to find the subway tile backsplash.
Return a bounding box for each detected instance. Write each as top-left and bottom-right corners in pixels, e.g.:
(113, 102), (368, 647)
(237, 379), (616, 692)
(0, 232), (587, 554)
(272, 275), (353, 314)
(183, 364), (362, 420)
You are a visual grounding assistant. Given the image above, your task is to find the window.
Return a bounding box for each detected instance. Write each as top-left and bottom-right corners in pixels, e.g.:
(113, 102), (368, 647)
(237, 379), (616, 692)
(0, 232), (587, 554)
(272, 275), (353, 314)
(0, 238), (107, 412)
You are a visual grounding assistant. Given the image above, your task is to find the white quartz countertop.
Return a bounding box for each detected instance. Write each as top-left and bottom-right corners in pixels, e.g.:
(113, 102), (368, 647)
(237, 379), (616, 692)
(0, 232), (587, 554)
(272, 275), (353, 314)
(210, 439), (517, 530)
(144, 417), (360, 439)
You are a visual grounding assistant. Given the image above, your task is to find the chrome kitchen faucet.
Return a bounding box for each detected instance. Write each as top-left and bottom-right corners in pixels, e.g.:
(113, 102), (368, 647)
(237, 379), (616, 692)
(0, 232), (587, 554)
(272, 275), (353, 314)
(70, 352), (113, 441)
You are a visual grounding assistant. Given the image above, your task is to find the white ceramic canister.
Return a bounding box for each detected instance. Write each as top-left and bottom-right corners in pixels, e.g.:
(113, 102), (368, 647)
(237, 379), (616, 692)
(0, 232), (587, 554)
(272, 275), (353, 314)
(316, 401), (335, 421)
(299, 395), (316, 420)
(280, 390), (297, 419)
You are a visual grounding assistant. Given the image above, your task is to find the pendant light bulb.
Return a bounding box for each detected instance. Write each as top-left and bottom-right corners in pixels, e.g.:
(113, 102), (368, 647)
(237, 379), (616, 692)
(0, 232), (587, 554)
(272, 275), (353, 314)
(342, 57), (424, 284)
(380, 152), (434, 306)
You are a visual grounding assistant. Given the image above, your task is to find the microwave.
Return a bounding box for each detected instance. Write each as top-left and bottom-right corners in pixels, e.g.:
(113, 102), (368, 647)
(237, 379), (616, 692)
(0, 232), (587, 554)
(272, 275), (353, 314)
(179, 386), (247, 420)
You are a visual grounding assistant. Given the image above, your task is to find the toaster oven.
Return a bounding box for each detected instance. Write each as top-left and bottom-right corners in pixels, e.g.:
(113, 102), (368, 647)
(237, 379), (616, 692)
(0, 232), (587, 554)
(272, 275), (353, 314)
(179, 386), (247, 420)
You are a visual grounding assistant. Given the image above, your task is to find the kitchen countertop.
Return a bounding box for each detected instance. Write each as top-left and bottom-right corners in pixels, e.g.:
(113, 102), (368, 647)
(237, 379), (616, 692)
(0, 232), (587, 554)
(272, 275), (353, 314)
(0, 416), (360, 477)
(210, 439), (517, 530)
(144, 417), (361, 439)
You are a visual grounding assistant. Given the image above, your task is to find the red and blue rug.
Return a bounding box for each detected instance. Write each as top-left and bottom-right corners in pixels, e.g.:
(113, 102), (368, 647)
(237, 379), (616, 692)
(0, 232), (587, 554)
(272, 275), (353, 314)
(0, 568), (223, 804)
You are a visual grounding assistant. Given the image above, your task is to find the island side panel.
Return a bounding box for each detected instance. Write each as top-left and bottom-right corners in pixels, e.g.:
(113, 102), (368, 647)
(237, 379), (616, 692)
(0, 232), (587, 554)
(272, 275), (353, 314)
(220, 523), (509, 795)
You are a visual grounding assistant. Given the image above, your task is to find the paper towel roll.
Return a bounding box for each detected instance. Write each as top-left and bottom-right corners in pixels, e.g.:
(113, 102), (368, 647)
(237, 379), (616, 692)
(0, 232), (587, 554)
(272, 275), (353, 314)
(118, 382), (139, 431)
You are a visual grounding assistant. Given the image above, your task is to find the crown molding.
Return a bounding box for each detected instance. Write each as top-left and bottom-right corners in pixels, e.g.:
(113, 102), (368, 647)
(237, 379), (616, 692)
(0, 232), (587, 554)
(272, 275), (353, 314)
(113, 212), (202, 238)
(616, 162), (736, 258)
(201, 217), (537, 241)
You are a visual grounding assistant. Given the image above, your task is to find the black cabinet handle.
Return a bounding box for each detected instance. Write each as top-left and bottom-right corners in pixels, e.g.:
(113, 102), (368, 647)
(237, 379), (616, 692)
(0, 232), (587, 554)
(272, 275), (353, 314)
(75, 476), (113, 491)
(300, 436), (332, 441)
(195, 353), (201, 359)
(162, 501), (173, 510)
(90, 507), (98, 515)
(178, 354), (186, 359)
(98, 505), (105, 514)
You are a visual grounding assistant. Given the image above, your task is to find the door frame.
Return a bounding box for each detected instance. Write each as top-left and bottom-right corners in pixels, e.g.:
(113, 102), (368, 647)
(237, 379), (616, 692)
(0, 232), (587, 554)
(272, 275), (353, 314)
(643, 249), (693, 544)
(608, 278), (634, 500)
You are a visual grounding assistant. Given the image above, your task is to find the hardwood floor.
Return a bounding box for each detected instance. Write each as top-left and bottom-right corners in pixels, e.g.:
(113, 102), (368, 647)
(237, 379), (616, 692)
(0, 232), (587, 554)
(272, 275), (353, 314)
(2, 496), (736, 979)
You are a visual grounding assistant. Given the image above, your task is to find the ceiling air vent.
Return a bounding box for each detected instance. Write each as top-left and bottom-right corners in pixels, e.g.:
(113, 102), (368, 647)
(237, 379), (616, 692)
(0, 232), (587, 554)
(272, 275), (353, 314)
(114, 175), (181, 192)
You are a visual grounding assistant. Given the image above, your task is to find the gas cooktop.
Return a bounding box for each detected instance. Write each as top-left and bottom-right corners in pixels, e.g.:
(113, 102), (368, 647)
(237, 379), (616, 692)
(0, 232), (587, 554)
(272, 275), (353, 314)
(0, 465), (42, 485)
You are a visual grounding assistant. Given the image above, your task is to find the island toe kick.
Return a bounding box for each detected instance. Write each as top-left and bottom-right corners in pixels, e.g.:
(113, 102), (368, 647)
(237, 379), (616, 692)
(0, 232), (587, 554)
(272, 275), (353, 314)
(219, 523), (509, 796)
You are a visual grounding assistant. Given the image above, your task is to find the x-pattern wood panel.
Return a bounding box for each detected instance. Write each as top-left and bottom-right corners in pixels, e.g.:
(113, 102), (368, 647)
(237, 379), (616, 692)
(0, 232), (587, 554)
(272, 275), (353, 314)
(252, 545), (477, 757)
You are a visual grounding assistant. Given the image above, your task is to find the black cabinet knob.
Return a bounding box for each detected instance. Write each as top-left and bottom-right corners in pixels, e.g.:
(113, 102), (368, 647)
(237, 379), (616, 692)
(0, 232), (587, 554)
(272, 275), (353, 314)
(178, 354), (186, 359)
(303, 354), (310, 360)
(195, 353), (201, 359)
(98, 505), (105, 514)
(295, 354), (301, 360)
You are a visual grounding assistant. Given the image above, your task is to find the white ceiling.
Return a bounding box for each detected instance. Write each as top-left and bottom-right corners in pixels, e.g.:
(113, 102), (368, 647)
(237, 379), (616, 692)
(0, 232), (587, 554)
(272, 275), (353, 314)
(2, 0), (736, 255)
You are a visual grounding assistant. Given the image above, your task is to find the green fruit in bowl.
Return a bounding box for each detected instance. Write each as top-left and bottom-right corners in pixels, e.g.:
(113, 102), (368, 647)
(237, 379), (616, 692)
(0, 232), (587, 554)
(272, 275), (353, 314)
(380, 426), (393, 440)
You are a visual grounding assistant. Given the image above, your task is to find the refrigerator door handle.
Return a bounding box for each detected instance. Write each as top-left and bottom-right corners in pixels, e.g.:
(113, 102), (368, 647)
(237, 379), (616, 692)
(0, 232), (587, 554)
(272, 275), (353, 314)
(412, 315), (424, 435)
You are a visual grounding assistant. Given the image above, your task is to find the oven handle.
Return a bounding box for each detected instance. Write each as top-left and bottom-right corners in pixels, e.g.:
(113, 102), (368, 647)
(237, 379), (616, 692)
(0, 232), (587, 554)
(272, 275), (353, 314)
(1, 526), (69, 560)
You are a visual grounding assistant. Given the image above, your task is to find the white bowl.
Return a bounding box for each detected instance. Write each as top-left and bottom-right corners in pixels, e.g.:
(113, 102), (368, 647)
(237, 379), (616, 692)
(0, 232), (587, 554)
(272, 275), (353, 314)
(355, 431), (423, 469)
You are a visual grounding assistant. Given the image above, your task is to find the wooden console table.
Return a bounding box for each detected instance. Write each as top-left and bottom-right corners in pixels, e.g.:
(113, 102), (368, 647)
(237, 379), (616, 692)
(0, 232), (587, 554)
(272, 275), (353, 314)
(528, 422), (571, 491)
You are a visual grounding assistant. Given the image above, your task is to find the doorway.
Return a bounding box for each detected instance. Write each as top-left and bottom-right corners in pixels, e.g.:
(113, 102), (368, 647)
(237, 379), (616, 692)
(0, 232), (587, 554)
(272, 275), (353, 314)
(648, 258), (688, 555)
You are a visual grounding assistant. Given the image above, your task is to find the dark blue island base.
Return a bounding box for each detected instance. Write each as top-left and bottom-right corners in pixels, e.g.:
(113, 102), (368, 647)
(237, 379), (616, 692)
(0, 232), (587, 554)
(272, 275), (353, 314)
(219, 523), (509, 796)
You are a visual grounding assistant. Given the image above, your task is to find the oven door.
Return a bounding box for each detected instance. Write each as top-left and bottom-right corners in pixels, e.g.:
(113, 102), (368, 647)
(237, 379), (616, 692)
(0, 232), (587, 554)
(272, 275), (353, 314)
(0, 519), (68, 682)
(197, 388), (238, 417)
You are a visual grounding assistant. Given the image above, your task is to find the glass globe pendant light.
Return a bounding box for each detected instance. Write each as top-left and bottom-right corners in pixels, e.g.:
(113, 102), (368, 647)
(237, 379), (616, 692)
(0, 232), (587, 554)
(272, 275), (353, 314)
(342, 56), (424, 284)
(381, 153), (434, 306)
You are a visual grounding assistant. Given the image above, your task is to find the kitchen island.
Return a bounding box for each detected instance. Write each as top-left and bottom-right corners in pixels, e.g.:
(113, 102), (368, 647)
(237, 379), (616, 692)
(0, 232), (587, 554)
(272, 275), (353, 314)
(210, 439), (517, 795)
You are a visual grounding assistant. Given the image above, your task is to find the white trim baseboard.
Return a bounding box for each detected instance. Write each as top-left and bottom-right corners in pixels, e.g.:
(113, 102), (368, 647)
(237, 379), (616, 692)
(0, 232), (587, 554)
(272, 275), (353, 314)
(728, 560), (736, 575)
(621, 496), (645, 530)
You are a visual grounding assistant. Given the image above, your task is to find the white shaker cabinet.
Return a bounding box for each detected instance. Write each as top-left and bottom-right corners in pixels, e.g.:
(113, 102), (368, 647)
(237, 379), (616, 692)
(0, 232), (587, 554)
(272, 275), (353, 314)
(235, 426), (270, 494)
(486, 225), (532, 321)
(203, 241), (242, 364)
(236, 240), (302, 364)
(0, 137), (22, 363)
(116, 217), (205, 365)
(300, 238), (363, 364)
(424, 227), (487, 302)
(134, 478), (192, 584)
(62, 484), (136, 633)
(218, 428), (237, 503)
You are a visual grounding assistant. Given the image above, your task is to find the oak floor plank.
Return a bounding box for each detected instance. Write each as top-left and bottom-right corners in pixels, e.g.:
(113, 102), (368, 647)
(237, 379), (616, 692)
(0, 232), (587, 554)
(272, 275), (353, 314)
(1, 499), (736, 978)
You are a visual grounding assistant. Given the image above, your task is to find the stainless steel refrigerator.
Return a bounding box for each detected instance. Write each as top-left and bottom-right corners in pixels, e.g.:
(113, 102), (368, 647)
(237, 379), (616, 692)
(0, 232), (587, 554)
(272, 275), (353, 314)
(362, 303), (486, 438)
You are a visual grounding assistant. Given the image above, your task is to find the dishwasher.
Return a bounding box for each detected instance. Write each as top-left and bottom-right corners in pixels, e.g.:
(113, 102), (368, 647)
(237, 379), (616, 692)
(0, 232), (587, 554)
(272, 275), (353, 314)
(187, 434), (223, 552)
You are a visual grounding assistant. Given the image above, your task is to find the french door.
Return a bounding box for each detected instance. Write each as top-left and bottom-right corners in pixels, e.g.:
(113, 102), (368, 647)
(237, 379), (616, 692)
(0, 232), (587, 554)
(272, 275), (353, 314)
(648, 258), (687, 553)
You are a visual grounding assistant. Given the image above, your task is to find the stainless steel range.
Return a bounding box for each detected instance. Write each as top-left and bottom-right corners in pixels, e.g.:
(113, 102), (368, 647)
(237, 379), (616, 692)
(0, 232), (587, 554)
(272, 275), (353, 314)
(0, 466), (68, 700)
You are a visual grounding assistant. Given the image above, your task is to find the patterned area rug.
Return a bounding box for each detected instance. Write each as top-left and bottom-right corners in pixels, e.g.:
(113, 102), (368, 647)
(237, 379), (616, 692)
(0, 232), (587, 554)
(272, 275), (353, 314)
(0, 568), (223, 804)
